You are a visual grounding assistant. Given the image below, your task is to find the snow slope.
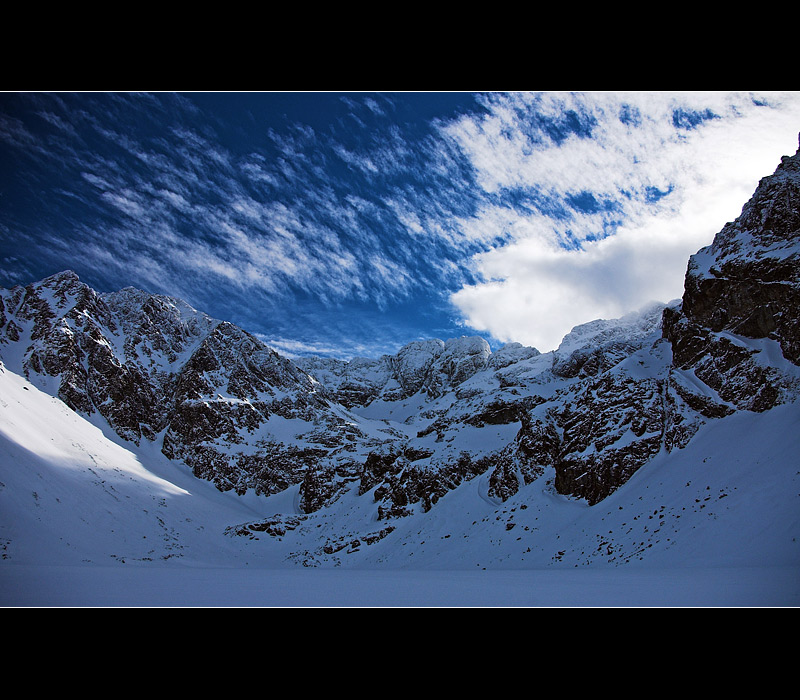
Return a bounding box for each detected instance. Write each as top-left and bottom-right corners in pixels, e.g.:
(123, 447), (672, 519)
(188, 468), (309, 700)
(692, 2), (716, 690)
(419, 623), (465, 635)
(1, 358), (797, 606)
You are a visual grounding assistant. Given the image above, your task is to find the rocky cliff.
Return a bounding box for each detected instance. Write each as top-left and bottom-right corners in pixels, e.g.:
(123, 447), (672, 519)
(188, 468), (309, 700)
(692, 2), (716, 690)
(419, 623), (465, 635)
(0, 273), (369, 499)
(663, 141), (800, 414)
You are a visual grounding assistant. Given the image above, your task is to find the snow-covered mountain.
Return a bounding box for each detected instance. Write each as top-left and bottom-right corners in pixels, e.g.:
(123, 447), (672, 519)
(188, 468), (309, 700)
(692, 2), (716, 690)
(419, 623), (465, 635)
(1, 139), (799, 606)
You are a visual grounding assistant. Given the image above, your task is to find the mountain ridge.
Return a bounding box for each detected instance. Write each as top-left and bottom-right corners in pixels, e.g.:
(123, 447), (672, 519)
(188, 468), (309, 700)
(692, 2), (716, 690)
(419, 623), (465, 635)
(1, 138), (799, 576)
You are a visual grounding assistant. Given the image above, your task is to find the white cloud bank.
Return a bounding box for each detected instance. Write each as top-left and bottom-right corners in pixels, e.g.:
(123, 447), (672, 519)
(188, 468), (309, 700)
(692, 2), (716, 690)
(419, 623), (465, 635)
(445, 91), (800, 351)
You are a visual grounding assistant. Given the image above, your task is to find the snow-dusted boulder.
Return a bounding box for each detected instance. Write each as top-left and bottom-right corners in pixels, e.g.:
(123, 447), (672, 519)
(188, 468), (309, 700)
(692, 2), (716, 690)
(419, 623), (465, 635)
(488, 342), (540, 369)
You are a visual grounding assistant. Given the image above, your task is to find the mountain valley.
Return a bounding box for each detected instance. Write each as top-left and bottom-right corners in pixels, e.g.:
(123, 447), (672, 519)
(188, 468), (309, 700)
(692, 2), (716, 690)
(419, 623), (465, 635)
(1, 139), (799, 605)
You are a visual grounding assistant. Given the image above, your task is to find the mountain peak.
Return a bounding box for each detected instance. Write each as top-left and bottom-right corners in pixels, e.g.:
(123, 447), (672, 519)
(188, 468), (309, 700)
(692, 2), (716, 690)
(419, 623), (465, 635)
(676, 141), (800, 365)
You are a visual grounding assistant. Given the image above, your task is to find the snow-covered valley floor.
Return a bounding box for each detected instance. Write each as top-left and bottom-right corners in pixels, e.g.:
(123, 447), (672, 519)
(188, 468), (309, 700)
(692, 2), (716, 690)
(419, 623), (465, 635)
(1, 363), (798, 607)
(4, 564), (797, 607)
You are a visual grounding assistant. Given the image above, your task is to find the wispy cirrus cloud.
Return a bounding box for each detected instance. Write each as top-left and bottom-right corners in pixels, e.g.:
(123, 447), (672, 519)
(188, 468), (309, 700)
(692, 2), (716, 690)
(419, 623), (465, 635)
(2, 91), (799, 359)
(2, 95), (442, 308)
(0, 92), (493, 361)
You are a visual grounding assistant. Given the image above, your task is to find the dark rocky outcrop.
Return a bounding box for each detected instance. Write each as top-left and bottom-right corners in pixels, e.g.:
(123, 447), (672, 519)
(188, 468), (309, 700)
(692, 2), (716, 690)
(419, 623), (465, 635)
(552, 140), (800, 504)
(0, 272), (352, 498)
(678, 148), (800, 365)
(663, 138), (800, 413)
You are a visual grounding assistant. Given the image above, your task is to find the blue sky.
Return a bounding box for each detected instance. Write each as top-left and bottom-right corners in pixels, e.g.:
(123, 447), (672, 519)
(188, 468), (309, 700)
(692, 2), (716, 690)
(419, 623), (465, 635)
(2, 91), (799, 358)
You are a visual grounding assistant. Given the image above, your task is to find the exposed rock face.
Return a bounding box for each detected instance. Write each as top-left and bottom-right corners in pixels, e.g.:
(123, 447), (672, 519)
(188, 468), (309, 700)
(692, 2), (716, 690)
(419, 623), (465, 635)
(550, 140), (800, 504)
(3, 272), (168, 443)
(0, 272), (358, 497)
(663, 138), (800, 414)
(679, 148), (800, 363)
